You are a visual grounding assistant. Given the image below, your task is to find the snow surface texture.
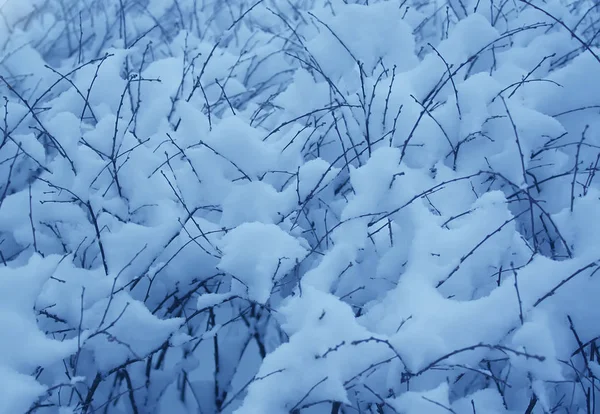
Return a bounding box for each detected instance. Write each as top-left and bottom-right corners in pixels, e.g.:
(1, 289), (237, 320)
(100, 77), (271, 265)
(1, 0), (600, 413)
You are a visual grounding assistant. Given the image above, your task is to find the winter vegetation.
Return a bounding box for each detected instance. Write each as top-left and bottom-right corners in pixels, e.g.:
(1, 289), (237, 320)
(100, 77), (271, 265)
(2, 0), (600, 412)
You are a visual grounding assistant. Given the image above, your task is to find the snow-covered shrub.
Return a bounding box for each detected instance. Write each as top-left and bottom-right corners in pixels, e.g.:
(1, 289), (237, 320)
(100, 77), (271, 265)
(2, 0), (600, 412)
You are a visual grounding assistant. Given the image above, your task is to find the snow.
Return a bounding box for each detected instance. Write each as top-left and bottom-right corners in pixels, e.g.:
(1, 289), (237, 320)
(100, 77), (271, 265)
(220, 181), (291, 227)
(388, 382), (452, 414)
(0, 255), (79, 411)
(196, 292), (235, 310)
(218, 222), (308, 303)
(2, 0), (600, 412)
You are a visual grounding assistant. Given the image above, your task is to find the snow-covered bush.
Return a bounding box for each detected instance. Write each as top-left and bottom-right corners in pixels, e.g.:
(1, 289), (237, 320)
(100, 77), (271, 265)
(2, 0), (600, 412)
